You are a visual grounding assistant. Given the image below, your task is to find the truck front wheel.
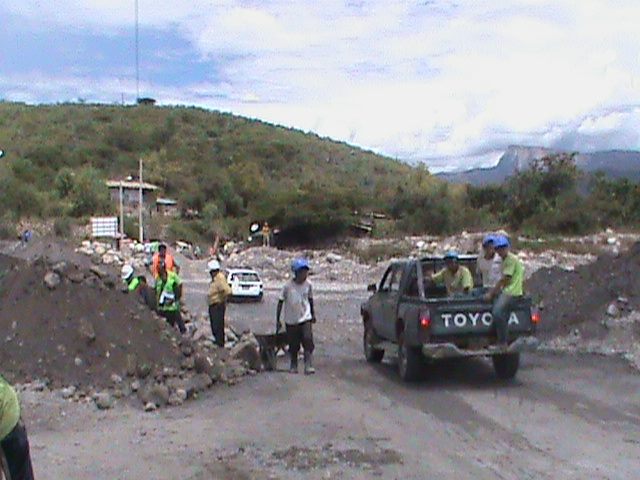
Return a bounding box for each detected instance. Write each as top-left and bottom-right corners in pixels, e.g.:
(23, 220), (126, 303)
(492, 353), (520, 380)
(363, 321), (384, 363)
(398, 331), (422, 382)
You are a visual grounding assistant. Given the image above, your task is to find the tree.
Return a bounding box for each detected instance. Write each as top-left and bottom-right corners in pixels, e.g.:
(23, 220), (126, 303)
(69, 168), (111, 217)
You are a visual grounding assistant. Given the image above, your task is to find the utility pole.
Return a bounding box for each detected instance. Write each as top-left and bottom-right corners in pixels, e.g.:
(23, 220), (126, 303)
(135, 0), (140, 101)
(119, 180), (125, 246)
(138, 158), (144, 243)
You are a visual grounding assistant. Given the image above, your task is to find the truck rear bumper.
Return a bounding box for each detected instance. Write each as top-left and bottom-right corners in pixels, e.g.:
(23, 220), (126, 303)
(421, 336), (539, 359)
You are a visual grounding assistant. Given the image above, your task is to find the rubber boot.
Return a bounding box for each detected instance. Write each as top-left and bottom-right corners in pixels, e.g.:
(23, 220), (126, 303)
(289, 354), (299, 374)
(304, 351), (315, 375)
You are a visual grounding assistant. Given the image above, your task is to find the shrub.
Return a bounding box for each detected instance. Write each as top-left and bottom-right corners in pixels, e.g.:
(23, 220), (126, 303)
(53, 217), (73, 237)
(0, 216), (16, 239)
(69, 168), (111, 217)
(0, 174), (45, 218)
(54, 168), (76, 198)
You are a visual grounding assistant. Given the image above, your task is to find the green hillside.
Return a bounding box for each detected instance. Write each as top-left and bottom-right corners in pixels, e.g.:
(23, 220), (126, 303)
(0, 102), (454, 242)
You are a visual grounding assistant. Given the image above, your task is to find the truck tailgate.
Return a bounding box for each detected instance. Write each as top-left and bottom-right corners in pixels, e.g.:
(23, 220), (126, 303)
(429, 297), (534, 337)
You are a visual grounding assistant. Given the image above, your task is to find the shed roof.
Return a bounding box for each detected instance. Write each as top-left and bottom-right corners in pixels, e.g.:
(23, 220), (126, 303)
(156, 197), (178, 205)
(106, 180), (160, 191)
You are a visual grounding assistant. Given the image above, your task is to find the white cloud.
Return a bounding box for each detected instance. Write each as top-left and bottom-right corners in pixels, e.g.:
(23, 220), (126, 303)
(4, 0), (640, 170)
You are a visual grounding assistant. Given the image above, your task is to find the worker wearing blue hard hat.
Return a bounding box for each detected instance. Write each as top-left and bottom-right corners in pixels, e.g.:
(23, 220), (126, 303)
(484, 234), (525, 346)
(477, 234), (503, 289)
(431, 251), (474, 295)
(277, 258), (317, 374)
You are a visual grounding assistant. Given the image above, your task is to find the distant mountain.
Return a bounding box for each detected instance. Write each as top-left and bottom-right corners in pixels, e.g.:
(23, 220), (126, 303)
(438, 146), (640, 185)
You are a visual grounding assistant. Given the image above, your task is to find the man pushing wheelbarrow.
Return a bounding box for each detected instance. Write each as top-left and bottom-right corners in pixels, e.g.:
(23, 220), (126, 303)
(276, 258), (316, 375)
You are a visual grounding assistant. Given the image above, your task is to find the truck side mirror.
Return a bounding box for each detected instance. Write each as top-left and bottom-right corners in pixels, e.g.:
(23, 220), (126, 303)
(367, 283), (377, 292)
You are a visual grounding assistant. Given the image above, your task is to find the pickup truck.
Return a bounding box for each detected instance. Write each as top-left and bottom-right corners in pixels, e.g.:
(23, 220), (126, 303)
(361, 255), (539, 381)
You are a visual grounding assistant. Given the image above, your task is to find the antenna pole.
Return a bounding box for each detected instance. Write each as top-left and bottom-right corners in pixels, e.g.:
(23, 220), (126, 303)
(135, 0), (140, 101)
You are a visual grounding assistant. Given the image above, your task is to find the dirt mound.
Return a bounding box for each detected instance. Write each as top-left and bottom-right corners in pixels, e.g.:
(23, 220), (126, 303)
(0, 253), (23, 273)
(528, 242), (640, 338)
(0, 256), (183, 389)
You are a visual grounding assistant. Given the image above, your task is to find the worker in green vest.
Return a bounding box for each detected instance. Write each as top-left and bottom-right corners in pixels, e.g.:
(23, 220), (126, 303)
(121, 264), (141, 292)
(155, 263), (186, 334)
(1, 375), (35, 480)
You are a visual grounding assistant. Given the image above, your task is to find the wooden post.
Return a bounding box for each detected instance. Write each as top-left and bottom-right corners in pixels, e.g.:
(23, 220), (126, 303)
(119, 180), (124, 248)
(138, 158), (143, 243)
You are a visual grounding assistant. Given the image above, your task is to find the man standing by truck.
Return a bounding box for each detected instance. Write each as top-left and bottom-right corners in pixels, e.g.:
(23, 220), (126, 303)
(477, 234), (503, 289)
(484, 236), (525, 346)
(277, 258), (316, 374)
(1, 374), (35, 480)
(431, 251), (474, 295)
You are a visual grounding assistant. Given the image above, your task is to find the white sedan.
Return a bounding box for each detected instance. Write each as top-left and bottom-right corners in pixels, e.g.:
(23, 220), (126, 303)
(226, 268), (264, 302)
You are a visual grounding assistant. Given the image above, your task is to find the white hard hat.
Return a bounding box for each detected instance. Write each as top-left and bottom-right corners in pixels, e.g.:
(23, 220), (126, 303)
(207, 259), (221, 272)
(121, 264), (134, 280)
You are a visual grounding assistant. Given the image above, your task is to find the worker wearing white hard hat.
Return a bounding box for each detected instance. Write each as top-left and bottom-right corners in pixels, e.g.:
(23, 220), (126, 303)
(206, 259), (221, 272)
(121, 264), (141, 293)
(207, 259), (231, 347)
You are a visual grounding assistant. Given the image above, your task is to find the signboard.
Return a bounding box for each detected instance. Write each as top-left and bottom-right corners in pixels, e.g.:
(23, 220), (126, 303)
(91, 217), (119, 238)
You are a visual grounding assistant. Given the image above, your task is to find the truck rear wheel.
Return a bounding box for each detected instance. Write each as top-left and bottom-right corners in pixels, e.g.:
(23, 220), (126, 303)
(363, 321), (384, 363)
(398, 331), (422, 382)
(492, 353), (520, 380)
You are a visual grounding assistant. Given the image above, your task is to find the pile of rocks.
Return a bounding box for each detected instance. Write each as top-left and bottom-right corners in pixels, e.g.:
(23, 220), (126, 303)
(224, 246), (380, 286)
(19, 326), (264, 412)
(541, 310), (640, 371)
(42, 260), (119, 291)
(1, 253), (265, 411)
(76, 240), (148, 270)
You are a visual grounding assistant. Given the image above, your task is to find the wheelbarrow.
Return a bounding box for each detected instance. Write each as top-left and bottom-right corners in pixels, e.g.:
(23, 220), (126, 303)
(254, 320), (288, 371)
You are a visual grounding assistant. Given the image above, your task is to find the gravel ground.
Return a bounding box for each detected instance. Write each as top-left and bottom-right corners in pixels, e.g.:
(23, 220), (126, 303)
(18, 257), (640, 479)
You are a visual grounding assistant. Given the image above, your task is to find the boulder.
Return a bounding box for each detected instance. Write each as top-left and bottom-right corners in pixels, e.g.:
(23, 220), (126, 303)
(138, 383), (170, 407)
(52, 262), (68, 276)
(68, 272), (85, 283)
(193, 373), (213, 392)
(326, 253), (343, 264)
(78, 317), (96, 344)
(61, 386), (76, 399)
(207, 361), (225, 383)
(136, 363), (151, 379)
(44, 272), (61, 290)
(181, 356), (195, 370)
(101, 275), (117, 289)
(144, 402), (157, 412)
(193, 353), (212, 374)
(180, 339), (194, 357)
(168, 392), (184, 407)
(89, 266), (108, 279)
(126, 354), (138, 377)
(607, 303), (620, 317)
(94, 392), (114, 410)
(229, 341), (262, 371)
(223, 359), (248, 380)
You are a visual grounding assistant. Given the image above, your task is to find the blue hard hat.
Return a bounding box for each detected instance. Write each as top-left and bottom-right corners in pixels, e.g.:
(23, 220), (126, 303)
(443, 251), (459, 261)
(494, 235), (510, 248)
(291, 258), (310, 272)
(482, 234), (496, 247)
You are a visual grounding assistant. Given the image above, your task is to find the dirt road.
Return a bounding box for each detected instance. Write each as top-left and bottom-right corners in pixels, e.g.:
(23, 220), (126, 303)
(21, 275), (640, 479)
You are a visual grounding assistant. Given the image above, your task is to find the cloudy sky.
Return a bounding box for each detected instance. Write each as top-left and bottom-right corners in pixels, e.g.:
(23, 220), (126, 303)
(2, 1), (640, 171)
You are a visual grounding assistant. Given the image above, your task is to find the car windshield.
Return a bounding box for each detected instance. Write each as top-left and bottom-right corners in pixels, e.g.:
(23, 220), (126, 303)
(231, 272), (260, 282)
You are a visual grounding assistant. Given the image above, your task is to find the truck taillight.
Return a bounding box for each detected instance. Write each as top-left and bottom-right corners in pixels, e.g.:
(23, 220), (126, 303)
(420, 310), (431, 329)
(531, 309), (541, 325)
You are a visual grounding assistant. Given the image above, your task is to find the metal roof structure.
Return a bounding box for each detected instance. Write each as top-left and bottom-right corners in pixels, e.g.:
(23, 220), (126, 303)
(106, 180), (160, 191)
